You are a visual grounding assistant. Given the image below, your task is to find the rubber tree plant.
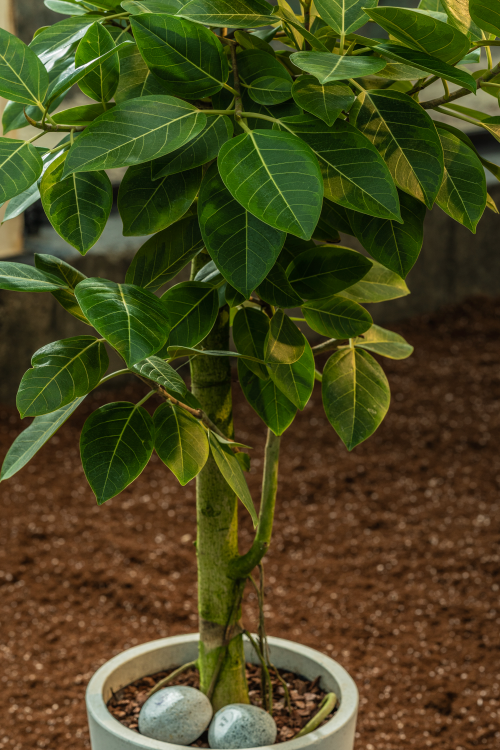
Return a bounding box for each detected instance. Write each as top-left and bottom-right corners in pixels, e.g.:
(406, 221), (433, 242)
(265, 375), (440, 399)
(0, 0), (498, 711)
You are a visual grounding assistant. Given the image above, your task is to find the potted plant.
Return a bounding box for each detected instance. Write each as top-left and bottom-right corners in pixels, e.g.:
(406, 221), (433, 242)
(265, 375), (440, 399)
(0, 0), (497, 747)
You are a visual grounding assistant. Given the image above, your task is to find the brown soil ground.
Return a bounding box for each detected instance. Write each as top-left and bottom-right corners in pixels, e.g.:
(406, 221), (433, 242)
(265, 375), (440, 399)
(0, 296), (499, 750)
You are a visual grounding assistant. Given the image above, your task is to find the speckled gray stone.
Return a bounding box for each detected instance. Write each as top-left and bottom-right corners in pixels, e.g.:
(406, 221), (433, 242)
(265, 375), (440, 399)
(208, 704), (277, 749)
(139, 685), (213, 745)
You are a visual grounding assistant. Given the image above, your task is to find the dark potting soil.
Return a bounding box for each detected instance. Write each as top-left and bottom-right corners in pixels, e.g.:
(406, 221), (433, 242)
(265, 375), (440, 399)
(1, 296), (500, 750)
(107, 662), (335, 743)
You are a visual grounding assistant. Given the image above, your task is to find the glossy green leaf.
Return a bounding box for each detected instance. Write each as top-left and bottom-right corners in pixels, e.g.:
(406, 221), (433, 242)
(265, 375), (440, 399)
(51, 102), (114, 127)
(0, 261), (67, 293)
(225, 285), (247, 307)
(178, 0), (278, 27)
(256, 263), (303, 309)
(436, 127), (487, 233)
(0, 397), (86, 482)
(248, 76), (293, 105)
(237, 90), (302, 131)
(278, 117), (402, 222)
(45, 0), (88, 15)
(322, 348), (390, 450)
(289, 51), (386, 84)
(291, 77), (354, 127)
(154, 403), (209, 485)
(114, 44), (172, 103)
(354, 325), (414, 360)
(374, 44), (476, 92)
(440, 0), (485, 38)
(125, 216), (204, 291)
(29, 15), (100, 69)
(352, 89), (443, 210)
(265, 309), (305, 365)
(218, 130), (323, 241)
(302, 296), (372, 339)
(160, 281), (219, 348)
(198, 163), (286, 297)
(75, 21), (120, 102)
(0, 28), (49, 106)
(314, 198), (353, 238)
(314, 0), (378, 35)
(267, 337), (315, 410)
(80, 401), (155, 504)
(167, 345), (266, 364)
(118, 163), (201, 237)
(287, 245), (372, 300)
(17, 336), (108, 418)
(122, 0), (186, 12)
(470, 0), (500, 36)
(338, 259), (410, 304)
(278, 235), (316, 270)
(209, 432), (258, 526)
(131, 357), (187, 396)
(233, 307), (270, 380)
(131, 13), (229, 100)
(63, 96), (207, 175)
(40, 153), (113, 255)
(365, 7), (470, 64)
(349, 191), (426, 278)
(274, 6), (330, 51)
(34, 253), (90, 323)
(0, 139), (44, 205)
(238, 359), (296, 436)
(237, 49), (291, 84)
(75, 278), (171, 366)
(234, 30), (276, 55)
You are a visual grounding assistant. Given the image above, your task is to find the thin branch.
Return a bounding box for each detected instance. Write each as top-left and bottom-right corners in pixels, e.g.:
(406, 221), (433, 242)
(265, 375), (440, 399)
(147, 661), (198, 698)
(312, 338), (340, 356)
(420, 62), (500, 109)
(23, 110), (86, 132)
(230, 44), (244, 121)
(406, 75), (438, 98)
(244, 631), (274, 714)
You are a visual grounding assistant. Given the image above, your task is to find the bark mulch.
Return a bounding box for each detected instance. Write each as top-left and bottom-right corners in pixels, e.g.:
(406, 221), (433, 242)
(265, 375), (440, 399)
(0, 296), (499, 750)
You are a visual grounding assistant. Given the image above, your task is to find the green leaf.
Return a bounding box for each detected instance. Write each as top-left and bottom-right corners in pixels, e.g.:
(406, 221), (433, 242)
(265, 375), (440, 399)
(0, 139), (44, 204)
(17, 336), (108, 418)
(234, 30), (276, 55)
(126, 216), (204, 291)
(80, 401), (155, 504)
(237, 90), (302, 131)
(351, 89), (443, 210)
(267, 337), (315, 410)
(160, 281), (219, 348)
(277, 117), (402, 222)
(0, 28), (49, 106)
(29, 15), (100, 69)
(349, 190), (426, 278)
(322, 348), (390, 450)
(365, 7), (470, 64)
(114, 44), (172, 103)
(0, 397), (86, 482)
(289, 52), (386, 84)
(152, 115), (233, 179)
(265, 309), (305, 365)
(338, 259), (410, 303)
(131, 13), (229, 100)
(302, 296), (372, 339)
(167, 345), (267, 364)
(45, 0), (88, 14)
(313, 198), (353, 238)
(248, 76), (293, 106)
(122, 0), (186, 12)
(34, 253), (90, 323)
(314, 0), (378, 35)
(291, 76), (354, 127)
(75, 279), (171, 366)
(374, 44), (476, 92)
(63, 96), (207, 175)
(274, 6), (330, 51)
(238, 359), (296, 435)
(178, 0), (278, 27)
(435, 127), (487, 233)
(287, 245), (372, 300)
(154, 403), (209, 485)
(278, 235), (316, 270)
(0, 261), (67, 292)
(75, 21), (120, 102)
(218, 130), (323, 241)
(354, 324), (413, 360)
(209, 432), (258, 526)
(198, 163), (286, 297)
(233, 307), (270, 380)
(118, 162), (202, 236)
(470, 0), (500, 37)
(51, 102), (115, 127)
(256, 263), (303, 309)
(131, 357), (187, 396)
(237, 49), (291, 84)
(225, 285), (247, 307)
(40, 153), (113, 255)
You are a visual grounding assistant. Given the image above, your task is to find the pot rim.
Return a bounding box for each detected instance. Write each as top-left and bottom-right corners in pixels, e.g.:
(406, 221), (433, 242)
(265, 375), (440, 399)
(86, 633), (358, 750)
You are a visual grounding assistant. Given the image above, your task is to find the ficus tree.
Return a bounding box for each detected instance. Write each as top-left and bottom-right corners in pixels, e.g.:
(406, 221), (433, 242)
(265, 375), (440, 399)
(0, 0), (498, 711)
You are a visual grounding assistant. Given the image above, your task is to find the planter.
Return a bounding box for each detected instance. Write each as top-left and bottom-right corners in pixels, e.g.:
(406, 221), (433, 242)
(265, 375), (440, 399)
(86, 634), (358, 750)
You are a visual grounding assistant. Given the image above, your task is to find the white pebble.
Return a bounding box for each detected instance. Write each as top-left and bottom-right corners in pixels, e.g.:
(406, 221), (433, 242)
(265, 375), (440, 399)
(208, 703), (277, 749)
(139, 685), (213, 745)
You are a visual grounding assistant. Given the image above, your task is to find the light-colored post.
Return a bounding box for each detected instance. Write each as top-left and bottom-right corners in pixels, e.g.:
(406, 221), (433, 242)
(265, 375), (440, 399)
(0, 0), (24, 259)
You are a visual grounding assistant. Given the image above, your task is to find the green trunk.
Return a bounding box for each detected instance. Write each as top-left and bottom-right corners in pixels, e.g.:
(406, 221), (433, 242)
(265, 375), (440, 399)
(190, 255), (249, 710)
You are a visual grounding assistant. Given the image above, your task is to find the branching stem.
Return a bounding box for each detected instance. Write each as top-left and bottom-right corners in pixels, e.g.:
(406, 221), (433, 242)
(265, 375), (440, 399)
(147, 661), (198, 698)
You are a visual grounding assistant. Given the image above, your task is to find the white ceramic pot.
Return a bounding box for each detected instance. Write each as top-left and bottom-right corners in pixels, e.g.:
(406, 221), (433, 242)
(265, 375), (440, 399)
(86, 634), (358, 750)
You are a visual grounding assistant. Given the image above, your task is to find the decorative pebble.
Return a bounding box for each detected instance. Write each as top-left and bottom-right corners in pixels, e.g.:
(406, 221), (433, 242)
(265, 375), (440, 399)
(139, 685), (213, 745)
(208, 703), (277, 749)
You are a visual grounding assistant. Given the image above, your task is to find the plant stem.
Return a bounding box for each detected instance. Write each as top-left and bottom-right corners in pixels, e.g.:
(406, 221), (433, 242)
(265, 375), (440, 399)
(487, 45), (493, 70)
(244, 631), (273, 714)
(421, 62), (500, 109)
(442, 78), (450, 100)
(294, 693), (338, 737)
(147, 661), (198, 698)
(312, 338), (339, 355)
(98, 368), (131, 385)
(230, 44), (244, 121)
